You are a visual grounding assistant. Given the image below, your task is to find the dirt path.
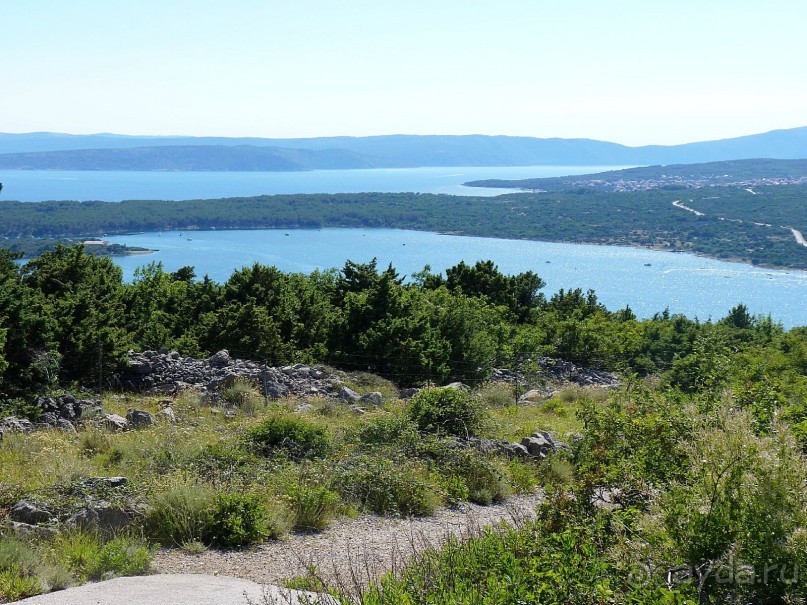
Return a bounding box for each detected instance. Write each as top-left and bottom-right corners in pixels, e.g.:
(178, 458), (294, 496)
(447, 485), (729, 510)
(790, 227), (807, 248)
(154, 493), (543, 592)
(671, 200), (705, 216)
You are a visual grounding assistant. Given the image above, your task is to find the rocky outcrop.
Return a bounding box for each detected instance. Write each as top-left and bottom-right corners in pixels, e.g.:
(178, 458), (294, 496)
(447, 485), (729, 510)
(491, 357), (619, 388)
(121, 350), (343, 399)
(126, 409), (155, 428)
(7, 476), (136, 535)
(521, 431), (567, 459)
(451, 430), (567, 461)
(10, 500), (54, 525)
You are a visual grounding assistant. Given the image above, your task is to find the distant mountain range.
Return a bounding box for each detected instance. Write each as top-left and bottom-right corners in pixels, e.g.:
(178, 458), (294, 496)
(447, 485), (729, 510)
(0, 127), (806, 170)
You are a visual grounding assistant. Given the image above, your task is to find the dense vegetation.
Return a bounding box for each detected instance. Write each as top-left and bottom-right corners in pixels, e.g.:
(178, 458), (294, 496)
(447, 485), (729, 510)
(0, 245), (806, 602)
(2, 245), (805, 403)
(2, 182), (806, 268)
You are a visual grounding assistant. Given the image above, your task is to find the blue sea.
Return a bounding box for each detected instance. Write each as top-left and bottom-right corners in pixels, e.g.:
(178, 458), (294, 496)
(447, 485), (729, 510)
(108, 228), (807, 328)
(0, 165), (620, 201)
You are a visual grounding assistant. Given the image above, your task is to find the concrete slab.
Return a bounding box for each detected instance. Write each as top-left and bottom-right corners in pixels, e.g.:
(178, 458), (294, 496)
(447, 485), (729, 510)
(17, 574), (334, 605)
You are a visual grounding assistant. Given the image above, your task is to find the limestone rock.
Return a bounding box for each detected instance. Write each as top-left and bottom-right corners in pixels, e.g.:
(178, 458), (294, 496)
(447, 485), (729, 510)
(126, 409), (155, 428)
(10, 500), (53, 525)
(104, 414), (128, 431)
(359, 391), (383, 406)
(338, 386), (361, 403)
(68, 501), (132, 533)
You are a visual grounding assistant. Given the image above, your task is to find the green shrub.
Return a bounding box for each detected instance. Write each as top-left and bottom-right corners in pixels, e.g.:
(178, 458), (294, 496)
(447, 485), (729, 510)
(354, 412), (420, 450)
(246, 413), (331, 461)
(143, 482), (216, 546)
(618, 408), (807, 603)
(192, 441), (259, 480)
(407, 388), (488, 437)
(202, 492), (270, 547)
(94, 536), (153, 577)
(474, 382), (516, 407)
(336, 456), (441, 516)
(0, 536), (71, 600)
(573, 392), (693, 500)
(541, 398), (569, 416)
(283, 477), (341, 531)
(0, 571), (43, 601)
(51, 530), (152, 582)
(217, 377), (263, 414)
(78, 428), (111, 457)
(435, 448), (511, 505)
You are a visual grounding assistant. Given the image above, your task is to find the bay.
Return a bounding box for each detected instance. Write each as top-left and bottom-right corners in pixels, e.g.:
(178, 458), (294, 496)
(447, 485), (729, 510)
(107, 228), (807, 328)
(0, 165), (623, 202)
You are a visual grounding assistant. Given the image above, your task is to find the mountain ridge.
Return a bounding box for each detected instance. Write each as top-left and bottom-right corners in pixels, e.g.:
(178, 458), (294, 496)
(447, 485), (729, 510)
(0, 127), (806, 170)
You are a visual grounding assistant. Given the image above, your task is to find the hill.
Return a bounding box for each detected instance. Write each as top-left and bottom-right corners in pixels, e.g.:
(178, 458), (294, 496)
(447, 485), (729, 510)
(464, 158), (807, 191)
(2, 184), (805, 269)
(0, 127), (806, 170)
(0, 144), (381, 171)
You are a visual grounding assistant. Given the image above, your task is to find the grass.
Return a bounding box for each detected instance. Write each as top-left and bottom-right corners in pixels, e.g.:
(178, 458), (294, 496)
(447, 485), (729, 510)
(0, 370), (592, 601)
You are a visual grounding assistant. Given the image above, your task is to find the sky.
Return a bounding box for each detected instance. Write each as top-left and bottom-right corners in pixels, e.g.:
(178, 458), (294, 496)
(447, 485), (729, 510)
(2, 0), (806, 146)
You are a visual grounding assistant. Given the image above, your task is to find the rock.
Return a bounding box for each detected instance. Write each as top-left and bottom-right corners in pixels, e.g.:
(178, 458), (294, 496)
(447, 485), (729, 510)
(509, 443), (531, 458)
(0, 417), (35, 434)
(294, 403), (315, 413)
(4, 521), (58, 540)
(126, 409), (155, 428)
(81, 476), (128, 489)
(519, 389), (546, 402)
(68, 501), (132, 533)
(207, 349), (231, 368)
(10, 500), (53, 525)
(349, 405), (367, 415)
(400, 388), (420, 398)
(489, 368), (521, 383)
(104, 414), (128, 431)
(264, 381), (289, 399)
(36, 412), (59, 427)
(359, 391), (383, 406)
(521, 433), (559, 458)
(120, 350), (340, 401)
(338, 386), (361, 403)
(445, 382), (470, 392)
(158, 406), (177, 423)
(55, 418), (77, 433)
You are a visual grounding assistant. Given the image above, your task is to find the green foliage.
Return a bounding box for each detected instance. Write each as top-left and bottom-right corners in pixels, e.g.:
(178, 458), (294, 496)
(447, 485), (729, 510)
(217, 377), (263, 414)
(4, 179), (807, 269)
(202, 492), (271, 547)
(51, 530), (152, 582)
(282, 475), (341, 531)
(335, 456), (441, 516)
(618, 408), (807, 603)
(407, 388), (489, 437)
(246, 412), (331, 461)
(21, 245), (130, 385)
(574, 390), (693, 503)
(434, 447), (512, 505)
(143, 482), (216, 546)
(357, 503), (640, 605)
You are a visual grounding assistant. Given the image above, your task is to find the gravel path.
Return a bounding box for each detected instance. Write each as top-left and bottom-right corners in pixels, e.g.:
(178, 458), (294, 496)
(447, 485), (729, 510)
(154, 492), (544, 591)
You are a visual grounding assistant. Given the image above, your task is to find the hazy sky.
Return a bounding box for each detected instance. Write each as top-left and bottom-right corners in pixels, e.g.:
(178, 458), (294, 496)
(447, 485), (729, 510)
(2, 1), (806, 145)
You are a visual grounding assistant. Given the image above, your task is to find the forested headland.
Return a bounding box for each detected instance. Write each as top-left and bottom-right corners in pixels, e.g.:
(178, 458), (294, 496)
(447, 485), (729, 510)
(2, 183), (806, 269)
